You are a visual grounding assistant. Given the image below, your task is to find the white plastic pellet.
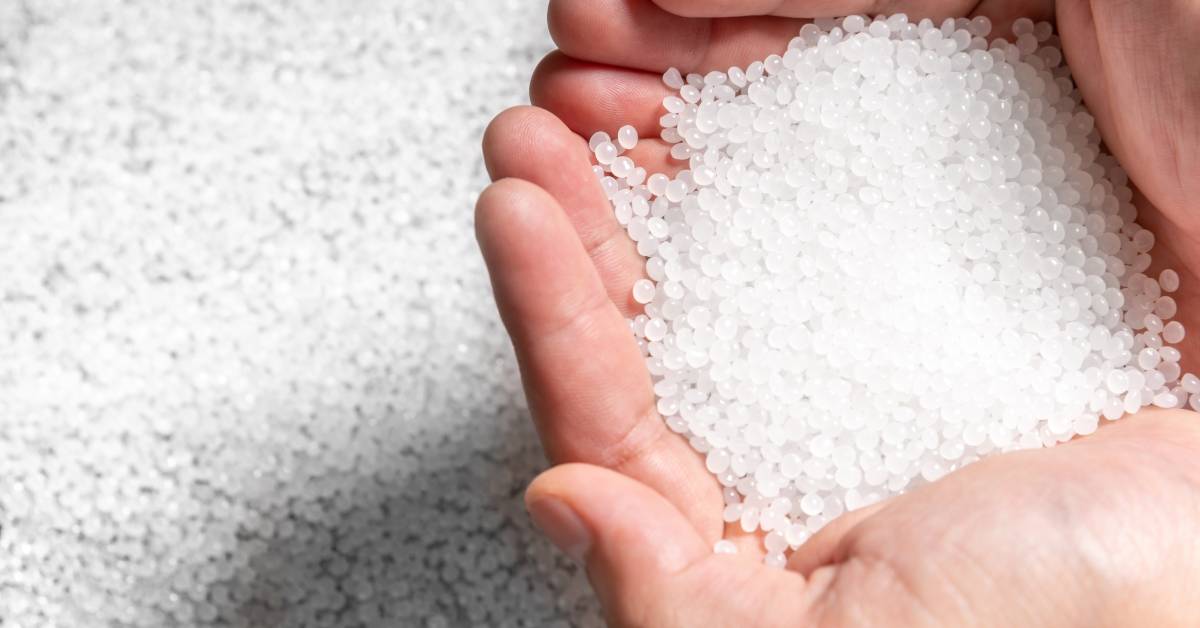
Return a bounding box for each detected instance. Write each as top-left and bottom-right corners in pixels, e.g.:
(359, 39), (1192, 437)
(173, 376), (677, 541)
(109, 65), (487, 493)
(594, 141), (618, 165)
(617, 125), (639, 151)
(1161, 269), (1181, 293)
(632, 279), (657, 304)
(764, 553), (787, 569)
(713, 540), (739, 555)
(589, 130), (612, 151)
(663, 67), (685, 90)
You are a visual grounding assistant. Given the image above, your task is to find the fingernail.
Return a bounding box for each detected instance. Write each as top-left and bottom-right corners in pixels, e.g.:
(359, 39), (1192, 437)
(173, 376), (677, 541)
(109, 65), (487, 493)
(527, 497), (591, 564)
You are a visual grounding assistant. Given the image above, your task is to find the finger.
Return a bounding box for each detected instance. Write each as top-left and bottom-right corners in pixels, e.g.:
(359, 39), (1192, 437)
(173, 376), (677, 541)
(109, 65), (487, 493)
(531, 52), (669, 139)
(650, 0), (977, 19)
(786, 501), (889, 576)
(549, 0), (805, 73)
(552, 0), (1059, 75)
(476, 178), (720, 532)
(482, 105), (643, 316)
(529, 55), (680, 174)
(526, 463), (708, 620)
(528, 464), (814, 628)
(1058, 0), (1200, 223)
(974, 0), (1056, 37)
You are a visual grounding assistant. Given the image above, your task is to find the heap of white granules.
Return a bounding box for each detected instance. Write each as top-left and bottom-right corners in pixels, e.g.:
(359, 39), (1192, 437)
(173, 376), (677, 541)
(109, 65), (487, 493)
(591, 15), (1196, 567)
(0, 1), (605, 627)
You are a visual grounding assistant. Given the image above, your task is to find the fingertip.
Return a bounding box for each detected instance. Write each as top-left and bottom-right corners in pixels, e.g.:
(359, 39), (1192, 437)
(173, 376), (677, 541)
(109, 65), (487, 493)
(647, 0), (723, 18)
(481, 106), (526, 181)
(528, 463), (709, 573)
(480, 104), (605, 215)
(481, 101), (648, 318)
(475, 175), (534, 216)
(474, 177), (554, 254)
(524, 462), (601, 511)
(527, 52), (579, 128)
(482, 105), (576, 182)
(532, 51), (671, 138)
(545, 0), (576, 54)
(525, 464), (601, 566)
(548, 0), (711, 71)
(528, 49), (566, 95)
(787, 501), (887, 576)
(649, 0), (807, 19)
(532, 464), (819, 628)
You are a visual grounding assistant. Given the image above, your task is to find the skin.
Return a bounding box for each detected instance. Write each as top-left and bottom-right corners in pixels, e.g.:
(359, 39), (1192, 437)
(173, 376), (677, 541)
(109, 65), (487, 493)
(477, 1), (1200, 626)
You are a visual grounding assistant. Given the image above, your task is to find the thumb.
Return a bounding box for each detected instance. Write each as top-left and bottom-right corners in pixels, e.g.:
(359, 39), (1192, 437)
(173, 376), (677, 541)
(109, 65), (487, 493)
(525, 463), (709, 624)
(525, 464), (815, 627)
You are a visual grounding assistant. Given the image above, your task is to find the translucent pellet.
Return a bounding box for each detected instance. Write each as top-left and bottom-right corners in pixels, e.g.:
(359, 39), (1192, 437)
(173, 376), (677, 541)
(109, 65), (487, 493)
(617, 125), (639, 150)
(662, 67), (684, 90)
(644, 318), (667, 342)
(713, 540), (738, 555)
(586, 14), (1196, 565)
(632, 279), (656, 305)
(1107, 370), (1130, 394)
(611, 156), (634, 179)
(1138, 348), (1161, 370)
(1154, 392), (1179, 409)
(1161, 269), (1181, 293)
(593, 141), (618, 165)
(588, 130), (611, 151)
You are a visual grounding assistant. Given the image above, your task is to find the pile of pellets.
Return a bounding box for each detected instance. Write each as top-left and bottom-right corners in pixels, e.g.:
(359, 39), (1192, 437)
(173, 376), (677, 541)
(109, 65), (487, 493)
(0, 1), (602, 627)
(591, 15), (1196, 566)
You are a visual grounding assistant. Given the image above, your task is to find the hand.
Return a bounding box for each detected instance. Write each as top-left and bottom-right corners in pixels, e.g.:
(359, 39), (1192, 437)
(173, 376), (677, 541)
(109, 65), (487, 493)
(476, 1), (1200, 626)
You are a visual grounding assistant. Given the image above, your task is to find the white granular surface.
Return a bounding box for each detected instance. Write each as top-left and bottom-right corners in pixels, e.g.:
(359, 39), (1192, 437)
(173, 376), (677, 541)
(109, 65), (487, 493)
(593, 15), (1196, 564)
(0, 1), (603, 626)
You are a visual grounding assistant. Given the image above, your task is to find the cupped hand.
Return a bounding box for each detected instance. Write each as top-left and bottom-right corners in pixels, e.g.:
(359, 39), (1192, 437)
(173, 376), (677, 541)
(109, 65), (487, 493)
(477, 1), (1200, 626)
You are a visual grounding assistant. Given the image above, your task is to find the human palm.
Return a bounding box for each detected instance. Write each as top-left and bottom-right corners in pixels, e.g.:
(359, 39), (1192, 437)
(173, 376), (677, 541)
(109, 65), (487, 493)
(477, 0), (1200, 625)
